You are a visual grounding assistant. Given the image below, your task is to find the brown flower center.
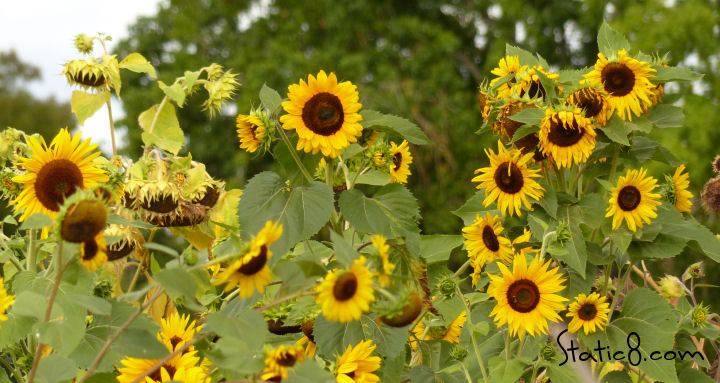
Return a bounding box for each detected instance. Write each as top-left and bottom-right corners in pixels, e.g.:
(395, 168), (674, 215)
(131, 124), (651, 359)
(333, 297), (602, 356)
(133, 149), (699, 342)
(481, 225), (500, 252)
(35, 159), (84, 211)
(522, 80), (546, 100)
(149, 365), (176, 382)
(569, 89), (604, 118)
(392, 152), (403, 171)
(170, 336), (184, 350)
(333, 272), (358, 301)
(302, 92), (344, 136)
(277, 352), (297, 367)
(618, 186), (641, 211)
(60, 200), (107, 243)
(547, 117), (584, 147)
(493, 162), (524, 194)
(72, 72), (106, 88)
(107, 240), (135, 261)
(601, 63), (635, 96)
(82, 239), (99, 261)
(578, 303), (598, 321)
(238, 245), (268, 275)
(141, 194), (178, 213)
(506, 279), (540, 313)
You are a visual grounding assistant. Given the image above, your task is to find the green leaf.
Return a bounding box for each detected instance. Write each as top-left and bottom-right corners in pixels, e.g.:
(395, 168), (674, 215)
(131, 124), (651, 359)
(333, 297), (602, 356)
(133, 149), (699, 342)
(537, 181), (557, 218)
(536, 69), (558, 101)
(338, 184), (420, 238)
(238, 171), (333, 256)
(602, 371), (633, 383)
(630, 136), (681, 166)
(206, 310), (266, 350)
(354, 169), (391, 186)
(71, 91), (110, 126)
(488, 356), (526, 383)
(153, 267), (198, 299)
(66, 294), (111, 315)
(600, 115), (630, 145)
(115, 328), (169, 358)
(646, 104), (684, 128)
(507, 108), (545, 126)
(143, 242), (179, 258)
(184, 70), (200, 90)
(286, 362), (336, 383)
(119, 52), (157, 79)
(11, 291), (46, 319)
(609, 227), (633, 254)
(597, 21), (630, 58)
(505, 44), (538, 67)
(330, 230), (358, 267)
(139, 102), (184, 154)
(653, 66), (703, 82)
(158, 80), (186, 106)
(313, 314), (364, 357)
(451, 191), (497, 225)
(626, 115), (653, 133)
(627, 233), (688, 262)
(106, 213), (155, 229)
(361, 316), (409, 357)
(420, 235), (464, 263)
(677, 365), (715, 383)
(578, 193), (605, 230)
(656, 205), (720, 262)
(361, 109), (430, 145)
(260, 83), (283, 113)
(510, 124), (539, 144)
(35, 355), (77, 383)
(562, 207), (587, 277)
(19, 213), (53, 230)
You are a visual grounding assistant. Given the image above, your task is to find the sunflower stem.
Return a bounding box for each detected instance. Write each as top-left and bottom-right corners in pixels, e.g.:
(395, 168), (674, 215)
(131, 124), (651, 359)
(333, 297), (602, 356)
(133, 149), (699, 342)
(529, 361), (540, 383)
(453, 258), (472, 278)
(374, 285), (398, 304)
(539, 231), (557, 259)
(276, 127), (313, 183)
(460, 362), (473, 383)
(106, 97), (117, 156)
(505, 330), (511, 360)
(606, 263), (632, 323)
(456, 287), (489, 383)
(26, 229), (37, 273)
(325, 157), (343, 233)
(607, 144), (620, 183)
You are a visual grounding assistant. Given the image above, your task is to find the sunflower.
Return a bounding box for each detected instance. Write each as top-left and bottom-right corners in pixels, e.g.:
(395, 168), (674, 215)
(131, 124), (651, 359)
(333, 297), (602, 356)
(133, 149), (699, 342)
(670, 165), (693, 213)
(606, 168), (661, 232)
(565, 86), (610, 126)
(280, 70), (363, 158)
(566, 292), (610, 335)
(516, 66), (560, 100)
(538, 108), (596, 169)
(315, 256), (375, 323)
(0, 278), (15, 326)
(214, 220), (283, 298)
(462, 213), (513, 267)
(490, 56), (526, 99)
(117, 351), (208, 383)
(59, 198), (107, 243)
(411, 311), (467, 347)
(471, 141), (545, 217)
(260, 344), (306, 381)
(371, 234), (395, 287)
(158, 312), (201, 353)
(79, 233), (107, 272)
(335, 340), (382, 383)
(105, 224), (144, 261)
(296, 335), (317, 358)
(487, 253), (567, 339)
(236, 112), (267, 153)
(389, 140), (413, 184)
(11, 128), (108, 222)
(584, 49), (656, 121)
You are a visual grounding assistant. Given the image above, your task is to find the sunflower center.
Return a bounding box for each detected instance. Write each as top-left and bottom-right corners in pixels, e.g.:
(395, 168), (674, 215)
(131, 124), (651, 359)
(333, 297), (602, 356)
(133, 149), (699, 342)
(392, 152), (402, 171)
(238, 245), (268, 275)
(35, 159), (84, 211)
(524, 80), (546, 100)
(493, 162), (524, 194)
(277, 353), (297, 367)
(302, 92), (345, 136)
(481, 225), (500, 252)
(108, 240), (135, 261)
(82, 240), (99, 261)
(618, 186), (642, 211)
(333, 272), (358, 301)
(149, 365), (176, 382)
(578, 303), (598, 321)
(572, 89), (604, 118)
(601, 63), (635, 96)
(170, 336), (184, 350)
(506, 279), (540, 313)
(547, 120), (584, 147)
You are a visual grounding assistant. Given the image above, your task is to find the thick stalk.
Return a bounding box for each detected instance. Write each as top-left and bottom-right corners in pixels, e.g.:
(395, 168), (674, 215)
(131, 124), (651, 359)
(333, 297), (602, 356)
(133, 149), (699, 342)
(457, 287), (489, 383)
(106, 98), (117, 156)
(276, 127), (313, 183)
(606, 263), (632, 323)
(26, 229), (37, 273)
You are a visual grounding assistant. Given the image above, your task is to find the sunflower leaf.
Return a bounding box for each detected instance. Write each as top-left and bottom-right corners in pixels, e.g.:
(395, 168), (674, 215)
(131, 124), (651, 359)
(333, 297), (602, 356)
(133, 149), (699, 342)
(505, 44), (539, 67)
(507, 108), (545, 126)
(646, 104), (684, 128)
(597, 21), (631, 58)
(653, 66), (703, 82)
(510, 124), (539, 144)
(338, 184), (420, 239)
(286, 362), (336, 383)
(600, 115), (630, 145)
(35, 355), (78, 383)
(260, 83), (283, 114)
(18, 213), (53, 230)
(655, 205), (720, 262)
(118, 52), (156, 79)
(138, 102), (184, 155)
(361, 109), (430, 145)
(158, 80), (185, 106)
(313, 314), (364, 358)
(71, 90), (110, 126)
(420, 235), (464, 263)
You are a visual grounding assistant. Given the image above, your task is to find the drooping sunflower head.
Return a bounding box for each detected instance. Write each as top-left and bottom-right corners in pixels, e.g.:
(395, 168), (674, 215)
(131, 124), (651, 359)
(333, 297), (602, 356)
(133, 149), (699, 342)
(11, 128), (108, 222)
(0, 278), (15, 325)
(260, 344), (306, 381)
(371, 234), (395, 287)
(335, 340), (382, 383)
(471, 141), (545, 217)
(158, 312), (201, 353)
(389, 140), (413, 184)
(462, 212), (513, 267)
(477, 89), (496, 120)
(605, 168), (661, 232)
(538, 107), (597, 169)
(236, 109), (271, 154)
(280, 70), (363, 158)
(584, 49), (656, 121)
(565, 86), (610, 127)
(490, 56), (526, 98)
(315, 256), (376, 323)
(566, 292), (610, 335)
(701, 176), (720, 215)
(487, 253), (567, 339)
(79, 232), (108, 272)
(411, 311), (468, 347)
(379, 290), (422, 328)
(516, 66), (560, 101)
(494, 101), (543, 159)
(61, 55), (118, 90)
(202, 68), (240, 117)
(58, 193), (108, 243)
(104, 224), (144, 261)
(667, 164), (693, 213)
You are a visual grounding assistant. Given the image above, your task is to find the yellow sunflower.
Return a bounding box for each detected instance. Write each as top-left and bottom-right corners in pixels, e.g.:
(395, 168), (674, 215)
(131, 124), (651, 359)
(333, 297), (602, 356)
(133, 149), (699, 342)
(487, 253), (567, 339)
(236, 113), (267, 153)
(335, 340), (382, 383)
(214, 220), (283, 298)
(490, 56), (526, 99)
(671, 165), (693, 213)
(471, 141), (545, 217)
(584, 49), (656, 121)
(516, 66), (560, 100)
(0, 278), (15, 326)
(389, 140), (412, 184)
(280, 70), (363, 158)
(79, 233), (107, 272)
(411, 311), (467, 347)
(260, 344), (306, 381)
(606, 168), (661, 232)
(371, 234), (395, 287)
(566, 292), (610, 335)
(315, 256), (375, 323)
(158, 312), (201, 353)
(462, 213), (513, 267)
(296, 335), (317, 358)
(11, 128), (108, 222)
(538, 108), (597, 169)
(117, 351), (208, 383)
(565, 86), (610, 127)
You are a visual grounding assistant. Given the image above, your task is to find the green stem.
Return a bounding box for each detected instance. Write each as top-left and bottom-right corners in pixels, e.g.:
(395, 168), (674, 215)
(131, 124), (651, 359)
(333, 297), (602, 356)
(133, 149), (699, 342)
(26, 229), (37, 273)
(276, 127), (313, 183)
(0, 352), (24, 383)
(554, 163), (566, 193)
(529, 362), (540, 383)
(607, 263), (632, 323)
(374, 285), (398, 303)
(453, 259), (472, 278)
(460, 362), (473, 383)
(106, 97), (117, 156)
(607, 144), (620, 184)
(456, 287), (489, 383)
(517, 336), (526, 357)
(539, 231), (557, 259)
(505, 330), (511, 361)
(325, 157), (342, 233)
(568, 162), (589, 197)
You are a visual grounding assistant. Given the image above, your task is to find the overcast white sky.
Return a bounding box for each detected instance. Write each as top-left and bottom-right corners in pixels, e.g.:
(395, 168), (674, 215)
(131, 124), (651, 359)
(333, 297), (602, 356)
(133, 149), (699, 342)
(0, 0), (164, 153)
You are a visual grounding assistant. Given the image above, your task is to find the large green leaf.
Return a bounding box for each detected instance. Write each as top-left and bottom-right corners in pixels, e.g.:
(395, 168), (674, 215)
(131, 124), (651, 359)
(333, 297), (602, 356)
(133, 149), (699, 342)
(361, 109), (430, 145)
(505, 44), (539, 67)
(138, 102), (184, 154)
(35, 355), (78, 383)
(627, 233), (688, 262)
(600, 115), (630, 145)
(647, 104), (684, 128)
(71, 90), (110, 126)
(597, 21), (630, 58)
(361, 316), (409, 357)
(420, 234), (464, 263)
(260, 83), (283, 113)
(338, 184), (420, 238)
(286, 362), (337, 383)
(206, 310), (266, 350)
(119, 52), (157, 79)
(114, 328), (169, 358)
(507, 108), (545, 126)
(313, 314), (364, 358)
(655, 205), (720, 262)
(238, 171), (333, 256)
(653, 66), (703, 82)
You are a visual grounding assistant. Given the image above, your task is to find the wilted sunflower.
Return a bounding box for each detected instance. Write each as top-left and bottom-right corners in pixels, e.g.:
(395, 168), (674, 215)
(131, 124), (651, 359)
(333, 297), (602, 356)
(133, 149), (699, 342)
(117, 350), (208, 383)
(462, 212), (513, 267)
(158, 312), (201, 353)
(105, 224), (144, 261)
(490, 56), (525, 99)
(472, 141), (545, 217)
(236, 112), (267, 153)
(79, 233), (107, 272)
(584, 49), (656, 121)
(11, 128), (108, 222)
(565, 86), (610, 127)
(411, 311), (467, 347)
(487, 253), (567, 339)
(0, 278), (15, 326)
(214, 220), (283, 298)
(335, 340), (382, 383)
(606, 168), (661, 232)
(389, 140), (413, 184)
(538, 108), (596, 169)
(280, 70), (363, 158)
(371, 234), (395, 287)
(61, 56), (117, 90)
(670, 164), (693, 213)
(59, 198), (107, 243)
(315, 256), (375, 323)
(260, 344), (306, 381)
(566, 292), (610, 335)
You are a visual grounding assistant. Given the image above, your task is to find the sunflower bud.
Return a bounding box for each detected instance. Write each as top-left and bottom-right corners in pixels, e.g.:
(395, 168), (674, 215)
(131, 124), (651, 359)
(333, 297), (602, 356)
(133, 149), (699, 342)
(541, 341), (557, 361)
(60, 199), (107, 243)
(713, 155), (720, 174)
(380, 291), (422, 327)
(682, 261), (705, 282)
(701, 176), (720, 215)
(427, 324), (448, 338)
(659, 275), (686, 300)
(692, 304), (710, 328)
(205, 63), (224, 81)
(74, 34), (95, 54)
(202, 70), (240, 117)
(437, 275), (458, 298)
(450, 345), (468, 361)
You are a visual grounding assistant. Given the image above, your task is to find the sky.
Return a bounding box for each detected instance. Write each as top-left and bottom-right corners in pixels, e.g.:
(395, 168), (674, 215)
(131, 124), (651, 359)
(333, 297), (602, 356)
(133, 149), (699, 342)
(0, 0), (165, 153)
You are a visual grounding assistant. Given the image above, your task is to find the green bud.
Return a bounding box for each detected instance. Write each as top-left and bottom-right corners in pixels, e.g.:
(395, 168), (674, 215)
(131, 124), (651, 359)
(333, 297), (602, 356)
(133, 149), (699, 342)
(450, 345), (468, 361)
(541, 341), (556, 361)
(74, 33), (95, 54)
(692, 304), (710, 328)
(437, 275), (457, 298)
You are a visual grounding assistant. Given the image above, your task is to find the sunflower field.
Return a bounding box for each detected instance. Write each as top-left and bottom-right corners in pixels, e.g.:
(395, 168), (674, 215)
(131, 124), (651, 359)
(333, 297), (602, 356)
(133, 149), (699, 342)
(0, 21), (719, 383)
